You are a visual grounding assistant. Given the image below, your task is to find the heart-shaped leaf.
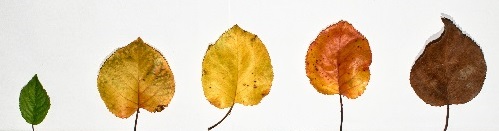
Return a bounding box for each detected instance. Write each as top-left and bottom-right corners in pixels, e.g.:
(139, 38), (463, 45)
(410, 17), (486, 106)
(97, 37), (175, 130)
(306, 20), (372, 98)
(202, 25), (273, 130)
(305, 20), (372, 130)
(410, 17), (486, 131)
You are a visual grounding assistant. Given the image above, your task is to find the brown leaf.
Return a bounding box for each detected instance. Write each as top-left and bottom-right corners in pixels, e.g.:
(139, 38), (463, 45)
(410, 17), (486, 106)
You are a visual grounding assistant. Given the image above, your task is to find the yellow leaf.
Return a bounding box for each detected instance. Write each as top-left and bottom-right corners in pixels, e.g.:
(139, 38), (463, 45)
(97, 37), (175, 118)
(202, 25), (274, 109)
(305, 21), (372, 99)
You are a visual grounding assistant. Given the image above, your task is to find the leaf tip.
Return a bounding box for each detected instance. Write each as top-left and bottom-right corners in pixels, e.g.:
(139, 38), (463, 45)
(132, 37), (146, 46)
(31, 74), (39, 81)
(136, 37), (143, 42)
(440, 13), (454, 23)
(337, 20), (350, 24)
(229, 24), (245, 33)
(232, 24), (240, 29)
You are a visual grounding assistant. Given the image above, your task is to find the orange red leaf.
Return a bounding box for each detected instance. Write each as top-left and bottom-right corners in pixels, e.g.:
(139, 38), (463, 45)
(305, 21), (372, 99)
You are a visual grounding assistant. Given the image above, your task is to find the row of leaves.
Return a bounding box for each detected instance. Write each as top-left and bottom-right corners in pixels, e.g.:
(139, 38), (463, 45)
(20, 16), (486, 131)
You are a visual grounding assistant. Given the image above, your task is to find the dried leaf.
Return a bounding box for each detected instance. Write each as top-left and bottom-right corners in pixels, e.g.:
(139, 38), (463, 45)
(410, 18), (486, 106)
(305, 21), (372, 99)
(19, 74), (51, 125)
(202, 25), (274, 109)
(97, 37), (175, 118)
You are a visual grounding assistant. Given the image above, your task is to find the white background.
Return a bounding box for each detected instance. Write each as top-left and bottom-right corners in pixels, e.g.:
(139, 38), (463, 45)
(1, 0), (498, 130)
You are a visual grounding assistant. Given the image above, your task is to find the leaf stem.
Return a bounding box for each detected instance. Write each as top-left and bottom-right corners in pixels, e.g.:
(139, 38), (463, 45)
(444, 104), (449, 131)
(134, 108), (140, 131)
(340, 95), (343, 131)
(32, 124), (34, 131)
(208, 104), (234, 130)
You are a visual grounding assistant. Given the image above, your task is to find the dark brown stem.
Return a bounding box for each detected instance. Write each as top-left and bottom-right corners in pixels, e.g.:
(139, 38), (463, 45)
(444, 104), (449, 131)
(32, 124), (34, 131)
(208, 104), (234, 130)
(134, 108), (140, 131)
(340, 95), (343, 131)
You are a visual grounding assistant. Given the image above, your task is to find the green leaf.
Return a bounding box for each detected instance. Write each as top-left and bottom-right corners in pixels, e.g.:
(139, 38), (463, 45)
(19, 74), (51, 125)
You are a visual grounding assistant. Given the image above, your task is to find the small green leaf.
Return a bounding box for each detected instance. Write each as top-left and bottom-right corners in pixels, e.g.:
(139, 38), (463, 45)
(19, 74), (51, 125)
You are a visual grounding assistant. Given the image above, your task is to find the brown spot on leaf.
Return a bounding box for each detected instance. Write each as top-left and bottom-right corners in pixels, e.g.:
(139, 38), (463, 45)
(155, 105), (166, 112)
